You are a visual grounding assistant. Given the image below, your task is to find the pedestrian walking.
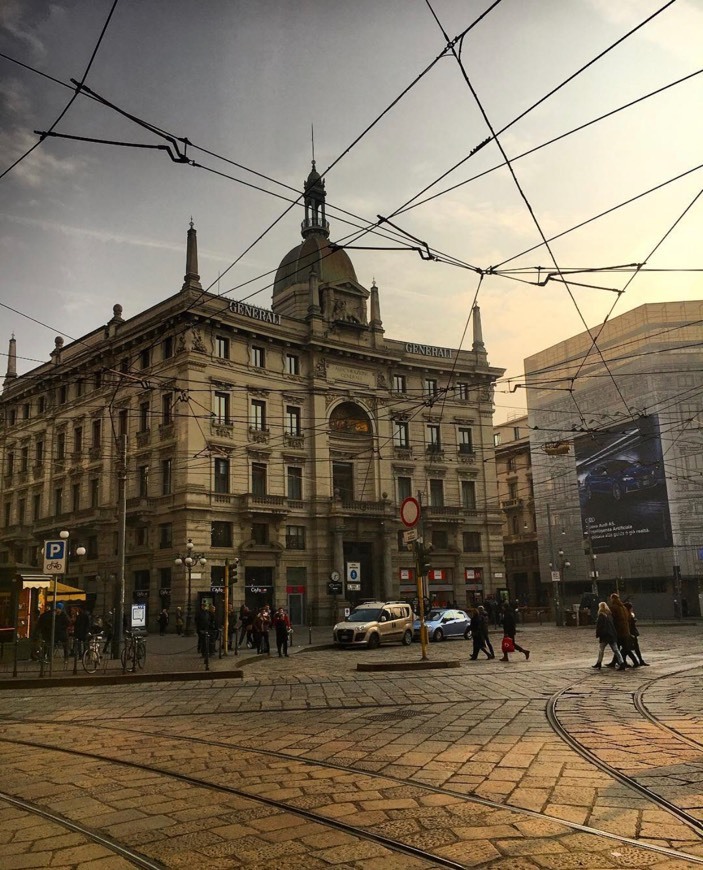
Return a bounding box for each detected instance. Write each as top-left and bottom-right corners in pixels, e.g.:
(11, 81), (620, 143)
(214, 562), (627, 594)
(273, 607), (291, 657)
(238, 604), (251, 647)
(175, 607), (184, 636)
(255, 606), (271, 655)
(624, 601), (649, 666)
(592, 601), (625, 670)
(195, 602), (210, 656)
(469, 608), (491, 660)
(607, 593), (632, 667)
(500, 600), (529, 662)
(73, 605), (91, 658)
(207, 605), (220, 655)
(478, 605), (495, 658)
(158, 608), (169, 636)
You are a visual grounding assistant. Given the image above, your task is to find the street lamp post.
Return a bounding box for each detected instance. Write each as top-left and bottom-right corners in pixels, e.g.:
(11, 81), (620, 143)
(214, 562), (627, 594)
(174, 539), (207, 637)
(549, 548), (570, 627)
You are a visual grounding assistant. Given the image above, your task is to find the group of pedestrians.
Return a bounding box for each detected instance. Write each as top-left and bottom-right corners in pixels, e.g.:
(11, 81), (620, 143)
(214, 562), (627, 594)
(32, 602), (112, 662)
(593, 592), (648, 670)
(469, 601), (530, 662)
(232, 604), (292, 657)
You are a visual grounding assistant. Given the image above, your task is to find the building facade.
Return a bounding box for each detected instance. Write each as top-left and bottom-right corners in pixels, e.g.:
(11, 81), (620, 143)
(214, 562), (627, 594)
(525, 301), (703, 620)
(0, 166), (505, 628)
(493, 416), (541, 608)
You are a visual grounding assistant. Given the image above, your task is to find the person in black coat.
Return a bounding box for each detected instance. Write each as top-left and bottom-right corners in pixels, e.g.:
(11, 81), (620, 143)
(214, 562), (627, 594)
(624, 601), (648, 666)
(500, 601), (529, 661)
(469, 608), (491, 660)
(593, 601), (625, 669)
(73, 606), (91, 658)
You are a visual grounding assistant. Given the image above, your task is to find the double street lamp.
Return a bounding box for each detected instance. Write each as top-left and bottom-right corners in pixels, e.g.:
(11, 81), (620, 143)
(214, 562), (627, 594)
(174, 539), (206, 636)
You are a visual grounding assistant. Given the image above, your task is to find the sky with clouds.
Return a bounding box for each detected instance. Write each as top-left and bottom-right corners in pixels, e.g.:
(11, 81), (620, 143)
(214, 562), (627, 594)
(1, 0), (701, 423)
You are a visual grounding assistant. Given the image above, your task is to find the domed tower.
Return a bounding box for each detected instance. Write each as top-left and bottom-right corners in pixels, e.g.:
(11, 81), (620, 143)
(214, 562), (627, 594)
(272, 162), (371, 327)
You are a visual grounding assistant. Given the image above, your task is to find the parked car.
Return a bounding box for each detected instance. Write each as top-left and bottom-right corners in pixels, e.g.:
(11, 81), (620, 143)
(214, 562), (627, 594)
(413, 608), (471, 642)
(583, 459), (659, 501)
(333, 601), (414, 649)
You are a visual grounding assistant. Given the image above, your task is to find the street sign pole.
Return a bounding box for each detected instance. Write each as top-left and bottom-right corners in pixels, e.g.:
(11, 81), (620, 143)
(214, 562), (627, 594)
(44, 537), (68, 677)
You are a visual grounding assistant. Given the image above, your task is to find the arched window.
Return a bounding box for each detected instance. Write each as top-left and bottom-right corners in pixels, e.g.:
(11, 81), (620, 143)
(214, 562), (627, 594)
(329, 402), (371, 434)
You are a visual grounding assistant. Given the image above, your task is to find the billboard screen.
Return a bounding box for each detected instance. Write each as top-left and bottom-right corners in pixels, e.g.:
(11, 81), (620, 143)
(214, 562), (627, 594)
(575, 414), (671, 554)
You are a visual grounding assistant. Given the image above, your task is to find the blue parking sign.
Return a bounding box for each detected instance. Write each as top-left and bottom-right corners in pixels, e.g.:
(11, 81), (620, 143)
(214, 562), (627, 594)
(44, 539), (67, 574)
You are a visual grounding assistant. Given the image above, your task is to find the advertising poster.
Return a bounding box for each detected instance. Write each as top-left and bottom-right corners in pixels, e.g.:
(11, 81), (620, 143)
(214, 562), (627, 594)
(575, 415), (671, 554)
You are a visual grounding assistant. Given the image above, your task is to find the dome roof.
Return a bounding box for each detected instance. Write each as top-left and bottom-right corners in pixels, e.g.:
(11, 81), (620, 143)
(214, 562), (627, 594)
(274, 233), (358, 297)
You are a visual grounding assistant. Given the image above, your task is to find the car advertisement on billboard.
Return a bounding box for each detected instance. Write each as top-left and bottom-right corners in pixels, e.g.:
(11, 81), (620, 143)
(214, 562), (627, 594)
(575, 414), (671, 554)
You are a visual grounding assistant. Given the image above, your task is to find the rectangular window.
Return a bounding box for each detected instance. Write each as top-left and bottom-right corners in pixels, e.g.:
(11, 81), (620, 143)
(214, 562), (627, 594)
(462, 531), (482, 552)
(90, 478), (99, 508)
(75, 380), (84, 399)
(285, 525), (306, 550)
(251, 399), (267, 431)
(56, 432), (65, 460)
(161, 458), (172, 495)
(59, 385), (68, 404)
(214, 392), (230, 425)
(513, 426), (521, 440)
(22, 402), (30, 419)
(250, 346), (265, 368)
(424, 378), (438, 397)
(393, 421), (409, 448)
(397, 476), (412, 501)
(461, 480), (476, 509)
(139, 401), (150, 432)
(285, 405), (301, 436)
(252, 522), (268, 545)
(94, 371), (102, 389)
(432, 529), (448, 549)
(216, 335), (230, 359)
(287, 466), (303, 500)
(162, 336), (173, 360)
(38, 395), (46, 414)
(211, 521), (233, 548)
(91, 419), (101, 449)
(33, 493), (41, 520)
(332, 461), (354, 502)
(161, 393), (172, 425)
(6, 452), (14, 477)
(138, 464), (149, 498)
(458, 427), (473, 453)
(509, 480), (518, 499)
(20, 446), (29, 472)
(285, 353), (299, 375)
(429, 478), (444, 507)
(17, 498), (25, 526)
(252, 463), (267, 497)
(456, 382), (469, 401)
(393, 374), (406, 394)
(427, 424), (441, 451)
(8, 408), (16, 426)
(36, 440), (44, 463)
(214, 458), (229, 494)
(54, 487), (63, 516)
(135, 527), (147, 547)
(72, 483), (80, 512)
(73, 426), (82, 455)
(3, 502), (10, 527)
(159, 567), (172, 591)
(87, 535), (98, 559)
(118, 409), (128, 437)
(139, 348), (150, 369)
(158, 523), (172, 549)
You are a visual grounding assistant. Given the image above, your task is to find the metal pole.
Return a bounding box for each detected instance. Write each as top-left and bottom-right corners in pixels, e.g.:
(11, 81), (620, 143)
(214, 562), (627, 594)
(223, 559), (229, 656)
(185, 565), (193, 636)
(415, 491), (428, 661)
(114, 434), (127, 657)
(49, 573), (58, 677)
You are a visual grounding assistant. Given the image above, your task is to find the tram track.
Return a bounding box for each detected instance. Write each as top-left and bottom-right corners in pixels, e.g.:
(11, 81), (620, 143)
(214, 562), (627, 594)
(1, 715), (703, 866)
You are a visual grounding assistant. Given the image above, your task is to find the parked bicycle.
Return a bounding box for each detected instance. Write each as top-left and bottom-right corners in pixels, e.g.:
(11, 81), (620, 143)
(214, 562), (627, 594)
(82, 632), (106, 674)
(121, 630), (147, 672)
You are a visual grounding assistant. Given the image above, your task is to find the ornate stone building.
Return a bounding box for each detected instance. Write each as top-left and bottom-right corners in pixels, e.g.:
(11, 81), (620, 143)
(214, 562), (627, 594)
(0, 165), (504, 627)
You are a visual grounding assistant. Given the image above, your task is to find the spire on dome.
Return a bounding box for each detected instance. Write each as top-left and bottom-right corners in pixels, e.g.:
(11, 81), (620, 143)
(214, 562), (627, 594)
(301, 159), (329, 239)
(182, 219), (202, 292)
(472, 304), (485, 352)
(3, 334), (17, 388)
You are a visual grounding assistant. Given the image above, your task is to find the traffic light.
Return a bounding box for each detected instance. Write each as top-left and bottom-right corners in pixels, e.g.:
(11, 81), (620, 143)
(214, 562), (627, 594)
(230, 558), (240, 583)
(415, 542), (433, 577)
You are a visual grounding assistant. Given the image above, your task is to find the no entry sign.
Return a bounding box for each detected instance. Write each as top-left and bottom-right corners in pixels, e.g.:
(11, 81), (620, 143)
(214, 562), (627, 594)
(400, 496), (420, 528)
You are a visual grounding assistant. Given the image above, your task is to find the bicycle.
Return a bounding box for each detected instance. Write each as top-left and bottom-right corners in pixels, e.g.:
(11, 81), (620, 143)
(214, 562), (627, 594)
(82, 633), (105, 674)
(121, 630), (147, 672)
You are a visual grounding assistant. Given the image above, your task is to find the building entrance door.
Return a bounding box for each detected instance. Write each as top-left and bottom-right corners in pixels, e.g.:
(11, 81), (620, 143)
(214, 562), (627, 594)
(287, 592), (304, 626)
(245, 566), (274, 610)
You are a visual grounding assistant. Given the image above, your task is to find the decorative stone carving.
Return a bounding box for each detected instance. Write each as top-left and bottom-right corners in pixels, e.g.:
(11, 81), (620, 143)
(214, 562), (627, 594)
(314, 358), (327, 378)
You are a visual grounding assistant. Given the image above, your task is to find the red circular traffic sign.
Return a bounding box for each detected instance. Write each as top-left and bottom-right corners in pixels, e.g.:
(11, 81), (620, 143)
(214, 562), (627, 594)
(400, 496), (420, 528)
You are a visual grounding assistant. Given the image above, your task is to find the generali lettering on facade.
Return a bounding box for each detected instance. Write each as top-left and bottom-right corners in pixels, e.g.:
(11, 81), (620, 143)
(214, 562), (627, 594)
(229, 301), (282, 325)
(404, 343), (453, 358)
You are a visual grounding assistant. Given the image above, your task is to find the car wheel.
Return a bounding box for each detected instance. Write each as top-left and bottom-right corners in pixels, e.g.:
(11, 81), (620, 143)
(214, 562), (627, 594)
(402, 629), (412, 646)
(432, 628), (444, 642)
(464, 627), (471, 640)
(367, 633), (380, 650)
(612, 483), (623, 501)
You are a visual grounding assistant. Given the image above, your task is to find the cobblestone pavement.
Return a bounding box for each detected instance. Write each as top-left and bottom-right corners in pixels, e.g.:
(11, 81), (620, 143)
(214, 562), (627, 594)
(0, 623), (702, 868)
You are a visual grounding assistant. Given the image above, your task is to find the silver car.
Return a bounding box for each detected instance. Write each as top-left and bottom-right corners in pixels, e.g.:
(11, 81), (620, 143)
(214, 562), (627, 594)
(413, 608), (471, 642)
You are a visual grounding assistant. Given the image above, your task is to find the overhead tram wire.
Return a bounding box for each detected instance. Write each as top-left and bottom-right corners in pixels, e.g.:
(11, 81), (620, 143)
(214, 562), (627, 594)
(396, 68), (703, 217)
(382, 0), (680, 223)
(424, 0), (635, 430)
(0, 0), (119, 183)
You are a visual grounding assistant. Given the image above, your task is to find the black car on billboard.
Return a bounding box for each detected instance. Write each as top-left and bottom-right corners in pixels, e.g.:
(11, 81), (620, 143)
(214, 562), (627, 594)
(583, 459), (659, 502)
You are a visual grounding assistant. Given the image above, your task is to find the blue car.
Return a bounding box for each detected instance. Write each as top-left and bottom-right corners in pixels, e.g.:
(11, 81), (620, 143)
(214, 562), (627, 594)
(413, 608), (471, 642)
(583, 459), (659, 502)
